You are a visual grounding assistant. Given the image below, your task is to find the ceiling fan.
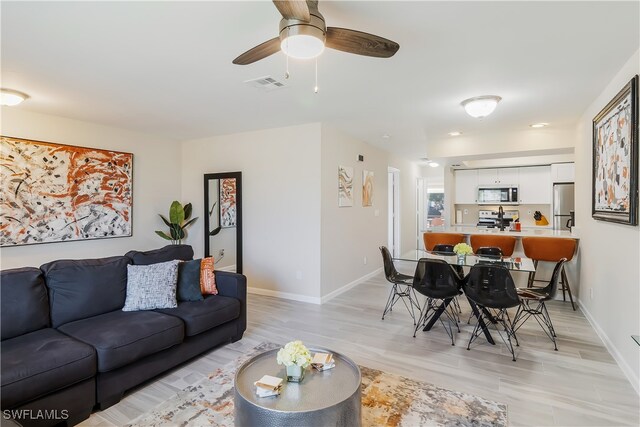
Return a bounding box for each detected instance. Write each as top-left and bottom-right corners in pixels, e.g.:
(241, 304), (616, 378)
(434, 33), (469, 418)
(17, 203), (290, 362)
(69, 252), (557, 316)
(232, 0), (400, 65)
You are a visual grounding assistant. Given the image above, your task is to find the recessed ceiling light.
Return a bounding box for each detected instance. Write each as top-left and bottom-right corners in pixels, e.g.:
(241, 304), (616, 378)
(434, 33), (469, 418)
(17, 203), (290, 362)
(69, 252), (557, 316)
(448, 131), (462, 137)
(0, 88), (29, 106)
(382, 133), (390, 139)
(461, 95), (502, 118)
(428, 162), (439, 168)
(529, 123), (549, 128)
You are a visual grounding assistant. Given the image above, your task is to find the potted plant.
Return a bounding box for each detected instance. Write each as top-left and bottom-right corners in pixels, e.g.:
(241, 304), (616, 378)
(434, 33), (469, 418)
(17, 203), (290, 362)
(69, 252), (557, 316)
(155, 201), (198, 245)
(453, 242), (473, 264)
(276, 340), (312, 382)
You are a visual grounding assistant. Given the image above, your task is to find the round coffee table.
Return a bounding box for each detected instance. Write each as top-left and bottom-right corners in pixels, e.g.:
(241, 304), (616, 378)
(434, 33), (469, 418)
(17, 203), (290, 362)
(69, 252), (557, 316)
(234, 347), (361, 427)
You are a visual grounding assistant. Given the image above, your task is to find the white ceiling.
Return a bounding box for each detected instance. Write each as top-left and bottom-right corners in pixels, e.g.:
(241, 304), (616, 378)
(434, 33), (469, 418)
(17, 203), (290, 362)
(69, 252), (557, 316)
(2, 1), (639, 161)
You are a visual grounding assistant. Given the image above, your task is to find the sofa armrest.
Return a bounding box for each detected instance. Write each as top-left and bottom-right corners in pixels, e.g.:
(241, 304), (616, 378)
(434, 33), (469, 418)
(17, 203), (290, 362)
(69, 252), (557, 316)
(215, 271), (247, 340)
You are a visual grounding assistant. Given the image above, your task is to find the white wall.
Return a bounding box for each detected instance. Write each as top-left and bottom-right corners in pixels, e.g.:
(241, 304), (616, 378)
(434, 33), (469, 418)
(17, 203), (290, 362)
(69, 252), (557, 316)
(574, 50), (640, 392)
(180, 123), (323, 302)
(0, 108), (181, 269)
(319, 125), (389, 298)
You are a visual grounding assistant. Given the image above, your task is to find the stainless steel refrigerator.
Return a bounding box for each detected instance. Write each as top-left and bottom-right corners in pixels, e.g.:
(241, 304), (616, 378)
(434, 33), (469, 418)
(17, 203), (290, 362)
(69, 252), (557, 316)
(553, 183), (575, 230)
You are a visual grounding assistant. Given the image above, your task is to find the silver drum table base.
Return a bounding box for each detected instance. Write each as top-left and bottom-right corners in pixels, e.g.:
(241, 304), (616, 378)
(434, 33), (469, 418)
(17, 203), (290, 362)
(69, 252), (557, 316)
(234, 348), (361, 427)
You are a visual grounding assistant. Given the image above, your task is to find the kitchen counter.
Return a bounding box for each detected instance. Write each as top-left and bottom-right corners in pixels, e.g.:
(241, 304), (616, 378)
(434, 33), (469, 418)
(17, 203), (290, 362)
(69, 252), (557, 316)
(423, 225), (579, 239)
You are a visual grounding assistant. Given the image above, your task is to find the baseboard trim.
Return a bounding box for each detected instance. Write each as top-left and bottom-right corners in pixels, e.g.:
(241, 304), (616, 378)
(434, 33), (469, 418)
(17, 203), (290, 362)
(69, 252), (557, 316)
(578, 298), (639, 395)
(321, 267), (383, 304)
(247, 287), (322, 305)
(247, 268), (383, 306)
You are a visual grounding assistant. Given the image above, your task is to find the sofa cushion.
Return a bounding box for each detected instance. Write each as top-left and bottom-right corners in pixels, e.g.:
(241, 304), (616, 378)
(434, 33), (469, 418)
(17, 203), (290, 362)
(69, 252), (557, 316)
(1, 268), (49, 341)
(156, 295), (240, 337)
(41, 256), (131, 328)
(122, 260), (180, 311)
(1, 328), (96, 408)
(125, 245), (194, 265)
(58, 310), (184, 372)
(177, 259), (204, 302)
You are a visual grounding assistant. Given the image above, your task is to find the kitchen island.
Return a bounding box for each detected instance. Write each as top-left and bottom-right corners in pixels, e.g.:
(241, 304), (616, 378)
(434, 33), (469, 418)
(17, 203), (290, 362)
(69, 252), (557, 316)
(423, 225), (579, 239)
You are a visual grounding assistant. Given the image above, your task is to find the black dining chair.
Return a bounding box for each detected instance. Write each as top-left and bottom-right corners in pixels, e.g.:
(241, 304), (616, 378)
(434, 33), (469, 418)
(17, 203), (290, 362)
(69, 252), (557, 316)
(512, 258), (566, 351)
(412, 258), (462, 345)
(475, 246), (503, 258)
(379, 246), (420, 324)
(463, 263), (520, 361)
(431, 244), (463, 316)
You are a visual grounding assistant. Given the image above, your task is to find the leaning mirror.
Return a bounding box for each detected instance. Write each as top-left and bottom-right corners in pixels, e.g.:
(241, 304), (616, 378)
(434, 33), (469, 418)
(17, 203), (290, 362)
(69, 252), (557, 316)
(204, 172), (242, 274)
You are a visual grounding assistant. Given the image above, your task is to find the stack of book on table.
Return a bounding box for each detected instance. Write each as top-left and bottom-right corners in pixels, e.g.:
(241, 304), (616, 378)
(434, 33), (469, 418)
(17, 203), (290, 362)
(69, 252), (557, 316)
(254, 375), (282, 398)
(311, 352), (335, 371)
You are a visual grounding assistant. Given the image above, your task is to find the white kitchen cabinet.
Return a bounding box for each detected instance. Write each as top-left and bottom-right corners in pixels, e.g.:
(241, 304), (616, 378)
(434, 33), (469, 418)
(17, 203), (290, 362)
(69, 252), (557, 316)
(477, 168), (519, 185)
(454, 169), (478, 204)
(519, 166), (551, 204)
(551, 163), (575, 182)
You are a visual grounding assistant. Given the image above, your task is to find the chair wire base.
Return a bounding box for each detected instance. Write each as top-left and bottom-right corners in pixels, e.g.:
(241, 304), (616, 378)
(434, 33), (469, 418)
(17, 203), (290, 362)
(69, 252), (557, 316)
(467, 306), (519, 361)
(382, 282), (420, 325)
(512, 300), (558, 350)
(413, 297), (460, 345)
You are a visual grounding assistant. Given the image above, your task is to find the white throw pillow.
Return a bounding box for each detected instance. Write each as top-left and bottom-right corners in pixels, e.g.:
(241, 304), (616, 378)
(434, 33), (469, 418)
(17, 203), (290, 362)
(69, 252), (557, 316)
(122, 260), (179, 311)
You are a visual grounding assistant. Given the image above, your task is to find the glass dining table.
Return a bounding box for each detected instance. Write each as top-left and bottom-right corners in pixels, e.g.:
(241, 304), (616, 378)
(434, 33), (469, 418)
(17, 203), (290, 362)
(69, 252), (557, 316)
(393, 250), (535, 345)
(394, 250), (536, 273)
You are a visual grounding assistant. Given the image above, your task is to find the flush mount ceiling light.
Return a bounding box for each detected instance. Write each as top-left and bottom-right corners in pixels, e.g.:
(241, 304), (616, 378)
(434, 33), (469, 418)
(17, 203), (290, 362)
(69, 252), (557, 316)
(448, 131), (462, 137)
(420, 157), (439, 168)
(0, 88), (29, 106)
(461, 95), (502, 118)
(382, 133), (390, 140)
(530, 122), (549, 128)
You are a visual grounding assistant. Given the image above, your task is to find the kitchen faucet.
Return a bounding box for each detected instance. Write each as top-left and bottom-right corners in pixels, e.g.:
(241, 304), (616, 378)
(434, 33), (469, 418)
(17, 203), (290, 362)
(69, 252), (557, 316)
(497, 205), (505, 231)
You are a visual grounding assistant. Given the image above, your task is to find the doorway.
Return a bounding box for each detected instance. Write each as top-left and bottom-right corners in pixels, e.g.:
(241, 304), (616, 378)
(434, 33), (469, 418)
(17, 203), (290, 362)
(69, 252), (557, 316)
(388, 167), (400, 257)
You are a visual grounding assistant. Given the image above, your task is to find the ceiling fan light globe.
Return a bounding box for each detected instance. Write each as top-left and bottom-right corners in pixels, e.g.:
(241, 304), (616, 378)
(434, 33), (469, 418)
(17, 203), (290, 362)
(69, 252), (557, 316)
(461, 96), (502, 118)
(281, 34), (325, 59)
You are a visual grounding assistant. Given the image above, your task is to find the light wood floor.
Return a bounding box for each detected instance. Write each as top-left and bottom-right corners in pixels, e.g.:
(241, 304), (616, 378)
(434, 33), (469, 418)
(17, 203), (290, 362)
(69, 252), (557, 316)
(82, 272), (639, 426)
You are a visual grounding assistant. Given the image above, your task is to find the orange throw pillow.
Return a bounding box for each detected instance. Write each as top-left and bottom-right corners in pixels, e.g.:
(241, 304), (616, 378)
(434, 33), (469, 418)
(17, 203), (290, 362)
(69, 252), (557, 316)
(200, 257), (218, 295)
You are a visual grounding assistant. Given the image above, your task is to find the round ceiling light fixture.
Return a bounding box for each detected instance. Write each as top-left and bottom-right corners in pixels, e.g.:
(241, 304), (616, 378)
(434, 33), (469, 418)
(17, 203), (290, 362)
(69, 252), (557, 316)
(461, 95), (502, 118)
(420, 157), (439, 168)
(279, 13), (326, 59)
(448, 131), (462, 137)
(530, 122), (549, 128)
(0, 88), (29, 106)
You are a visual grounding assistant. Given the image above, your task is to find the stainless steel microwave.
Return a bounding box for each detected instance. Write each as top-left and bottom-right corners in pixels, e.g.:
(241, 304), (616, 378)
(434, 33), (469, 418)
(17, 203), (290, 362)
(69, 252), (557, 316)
(477, 186), (519, 205)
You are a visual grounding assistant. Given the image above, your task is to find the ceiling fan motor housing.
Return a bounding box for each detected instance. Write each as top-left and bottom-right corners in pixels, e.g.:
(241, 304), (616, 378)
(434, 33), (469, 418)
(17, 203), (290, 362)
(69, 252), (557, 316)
(278, 6), (326, 45)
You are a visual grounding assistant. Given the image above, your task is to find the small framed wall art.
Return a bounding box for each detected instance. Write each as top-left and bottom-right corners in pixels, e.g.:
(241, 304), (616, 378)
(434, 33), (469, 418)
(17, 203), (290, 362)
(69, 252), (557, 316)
(0, 136), (133, 246)
(362, 170), (374, 207)
(338, 165), (354, 207)
(592, 75), (638, 225)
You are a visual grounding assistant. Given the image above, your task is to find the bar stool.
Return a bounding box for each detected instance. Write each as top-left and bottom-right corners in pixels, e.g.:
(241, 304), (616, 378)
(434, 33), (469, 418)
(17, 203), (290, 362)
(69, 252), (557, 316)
(521, 237), (577, 311)
(470, 235), (516, 257)
(423, 233), (465, 251)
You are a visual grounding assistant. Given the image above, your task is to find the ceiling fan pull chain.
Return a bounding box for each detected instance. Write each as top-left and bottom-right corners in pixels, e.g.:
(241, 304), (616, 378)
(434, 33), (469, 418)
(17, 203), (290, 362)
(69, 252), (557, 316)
(285, 28), (290, 79)
(314, 58), (319, 93)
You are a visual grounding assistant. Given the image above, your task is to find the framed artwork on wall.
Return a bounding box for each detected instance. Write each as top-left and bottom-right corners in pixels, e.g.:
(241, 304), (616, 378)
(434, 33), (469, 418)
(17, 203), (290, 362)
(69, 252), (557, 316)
(338, 165), (354, 207)
(0, 136), (133, 246)
(592, 75), (638, 225)
(362, 170), (374, 207)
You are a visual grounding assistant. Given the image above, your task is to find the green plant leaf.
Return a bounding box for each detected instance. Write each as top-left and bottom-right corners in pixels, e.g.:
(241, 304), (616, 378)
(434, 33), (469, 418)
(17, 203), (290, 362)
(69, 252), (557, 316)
(183, 203), (193, 221)
(177, 227), (186, 239)
(170, 224), (181, 240)
(209, 226), (222, 236)
(182, 217), (198, 229)
(169, 201), (184, 224)
(155, 231), (172, 240)
(159, 214), (172, 228)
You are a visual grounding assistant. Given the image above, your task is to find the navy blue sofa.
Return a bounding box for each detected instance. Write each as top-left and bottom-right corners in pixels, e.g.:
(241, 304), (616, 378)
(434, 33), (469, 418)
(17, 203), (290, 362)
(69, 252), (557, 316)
(0, 245), (247, 426)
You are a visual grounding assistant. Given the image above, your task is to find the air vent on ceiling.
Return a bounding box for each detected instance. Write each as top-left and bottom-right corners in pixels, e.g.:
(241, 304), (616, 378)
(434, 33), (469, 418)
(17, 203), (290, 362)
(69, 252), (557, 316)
(244, 76), (287, 91)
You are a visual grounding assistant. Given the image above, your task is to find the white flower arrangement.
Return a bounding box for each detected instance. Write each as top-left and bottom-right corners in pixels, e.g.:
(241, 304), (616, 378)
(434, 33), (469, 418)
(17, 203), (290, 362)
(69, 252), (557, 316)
(276, 340), (312, 368)
(453, 242), (473, 255)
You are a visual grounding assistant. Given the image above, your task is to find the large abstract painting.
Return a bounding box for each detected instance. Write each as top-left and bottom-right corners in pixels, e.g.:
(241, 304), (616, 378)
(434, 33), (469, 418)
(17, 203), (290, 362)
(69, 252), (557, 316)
(338, 166), (354, 207)
(0, 136), (133, 246)
(220, 178), (237, 228)
(362, 170), (374, 207)
(592, 75), (638, 225)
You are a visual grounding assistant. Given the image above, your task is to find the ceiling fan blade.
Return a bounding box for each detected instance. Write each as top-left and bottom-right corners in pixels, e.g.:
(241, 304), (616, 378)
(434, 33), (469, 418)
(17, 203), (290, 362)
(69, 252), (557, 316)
(272, 0), (310, 21)
(233, 37), (281, 65)
(326, 27), (399, 58)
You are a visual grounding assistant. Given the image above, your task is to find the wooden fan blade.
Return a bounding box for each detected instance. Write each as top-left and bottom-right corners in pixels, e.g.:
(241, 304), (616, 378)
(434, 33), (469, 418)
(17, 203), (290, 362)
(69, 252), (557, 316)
(233, 37), (281, 65)
(326, 27), (399, 58)
(273, 0), (310, 21)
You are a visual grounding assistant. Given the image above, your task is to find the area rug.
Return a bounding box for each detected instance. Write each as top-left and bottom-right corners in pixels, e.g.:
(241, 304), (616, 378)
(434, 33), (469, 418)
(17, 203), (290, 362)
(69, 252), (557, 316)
(127, 342), (507, 426)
